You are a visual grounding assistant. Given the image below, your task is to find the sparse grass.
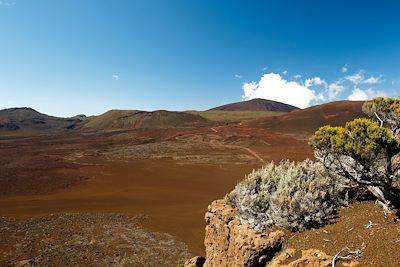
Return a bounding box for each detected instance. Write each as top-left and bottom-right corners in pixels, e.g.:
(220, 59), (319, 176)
(185, 110), (284, 122)
(84, 110), (139, 128)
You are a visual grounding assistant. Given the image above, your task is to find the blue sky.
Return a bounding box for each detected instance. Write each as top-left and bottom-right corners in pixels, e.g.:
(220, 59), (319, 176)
(0, 0), (399, 116)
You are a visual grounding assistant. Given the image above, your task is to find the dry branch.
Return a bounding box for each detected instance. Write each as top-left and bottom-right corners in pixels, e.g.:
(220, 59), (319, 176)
(331, 247), (363, 267)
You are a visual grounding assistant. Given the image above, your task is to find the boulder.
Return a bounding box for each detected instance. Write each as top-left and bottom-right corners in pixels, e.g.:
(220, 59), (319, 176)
(203, 199), (284, 267)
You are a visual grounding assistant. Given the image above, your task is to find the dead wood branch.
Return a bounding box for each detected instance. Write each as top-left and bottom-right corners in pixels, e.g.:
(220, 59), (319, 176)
(331, 247), (363, 267)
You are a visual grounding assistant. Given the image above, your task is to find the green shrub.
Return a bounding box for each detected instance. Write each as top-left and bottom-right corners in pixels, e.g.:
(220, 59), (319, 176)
(227, 159), (348, 232)
(307, 97), (400, 213)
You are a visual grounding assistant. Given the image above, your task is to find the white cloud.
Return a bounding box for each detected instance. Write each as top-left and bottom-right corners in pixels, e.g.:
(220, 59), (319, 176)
(348, 88), (385, 101)
(345, 70), (383, 85)
(327, 82), (344, 100)
(0, 1), (15, 6)
(345, 70), (365, 84)
(242, 67), (390, 108)
(348, 89), (367, 100)
(112, 74), (119, 80)
(363, 76), (381, 84)
(305, 77), (328, 88)
(242, 73), (316, 108)
(342, 64), (348, 73)
(234, 74), (243, 79)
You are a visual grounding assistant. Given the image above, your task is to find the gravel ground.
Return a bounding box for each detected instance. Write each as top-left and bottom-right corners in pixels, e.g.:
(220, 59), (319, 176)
(0, 213), (191, 267)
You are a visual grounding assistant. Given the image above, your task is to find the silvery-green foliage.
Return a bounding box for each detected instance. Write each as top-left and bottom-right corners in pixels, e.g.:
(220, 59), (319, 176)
(227, 159), (348, 232)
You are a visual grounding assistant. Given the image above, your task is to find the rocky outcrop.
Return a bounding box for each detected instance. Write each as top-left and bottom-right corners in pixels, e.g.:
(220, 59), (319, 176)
(203, 199), (284, 267)
(191, 199), (360, 267)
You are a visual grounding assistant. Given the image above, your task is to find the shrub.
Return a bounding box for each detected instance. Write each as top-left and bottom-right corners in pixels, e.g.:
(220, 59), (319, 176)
(311, 117), (400, 212)
(227, 159), (348, 232)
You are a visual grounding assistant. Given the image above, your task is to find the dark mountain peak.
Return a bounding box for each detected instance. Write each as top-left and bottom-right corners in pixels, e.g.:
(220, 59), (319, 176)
(209, 98), (299, 112)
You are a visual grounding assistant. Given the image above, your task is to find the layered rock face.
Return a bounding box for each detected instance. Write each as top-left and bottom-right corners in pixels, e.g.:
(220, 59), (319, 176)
(202, 200), (285, 267)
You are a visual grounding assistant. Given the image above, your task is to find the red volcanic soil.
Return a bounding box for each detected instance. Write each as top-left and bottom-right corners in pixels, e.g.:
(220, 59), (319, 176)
(0, 158), (256, 255)
(209, 98), (298, 112)
(285, 200), (400, 267)
(245, 101), (365, 135)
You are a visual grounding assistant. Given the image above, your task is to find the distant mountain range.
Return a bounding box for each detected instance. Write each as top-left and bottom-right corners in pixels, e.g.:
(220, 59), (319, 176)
(209, 98), (299, 112)
(0, 99), (365, 133)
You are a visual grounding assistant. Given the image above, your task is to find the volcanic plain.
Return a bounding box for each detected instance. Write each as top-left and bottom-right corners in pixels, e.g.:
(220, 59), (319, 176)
(2, 99), (389, 266)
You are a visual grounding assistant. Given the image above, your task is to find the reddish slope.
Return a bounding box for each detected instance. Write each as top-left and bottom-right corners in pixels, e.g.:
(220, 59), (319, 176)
(209, 98), (298, 112)
(84, 110), (211, 130)
(244, 101), (365, 135)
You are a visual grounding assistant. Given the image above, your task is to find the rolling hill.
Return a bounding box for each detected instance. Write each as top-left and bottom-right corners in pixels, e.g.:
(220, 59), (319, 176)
(84, 109), (211, 130)
(209, 98), (299, 112)
(0, 108), (86, 132)
(244, 100), (366, 135)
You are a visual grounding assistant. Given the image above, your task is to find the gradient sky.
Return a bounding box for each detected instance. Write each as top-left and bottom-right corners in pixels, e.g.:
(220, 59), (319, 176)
(0, 0), (399, 116)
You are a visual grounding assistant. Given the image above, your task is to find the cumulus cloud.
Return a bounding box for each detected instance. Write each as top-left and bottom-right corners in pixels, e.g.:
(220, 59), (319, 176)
(363, 76), (381, 84)
(345, 70), (382, 85)
(328, 82), (344, 100)
(0, 1), (15, 6)
(112, 74), (119, 80)
(242, 67), (390, 108)
(242, 73), (316, 108)
(234, 74), (243, 79)
(348, 88), (385, 101)
(305, 77), (328, 88)
(345, 70), (365, 84)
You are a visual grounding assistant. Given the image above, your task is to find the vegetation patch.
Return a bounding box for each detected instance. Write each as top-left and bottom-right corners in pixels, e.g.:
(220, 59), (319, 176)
(186, 110), (284, 122)
(227, 159), (348, 231)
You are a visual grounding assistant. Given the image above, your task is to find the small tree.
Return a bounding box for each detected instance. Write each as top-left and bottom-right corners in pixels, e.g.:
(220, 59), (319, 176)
(362, 96), (400, 137)
(311, 102), (400, 212)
